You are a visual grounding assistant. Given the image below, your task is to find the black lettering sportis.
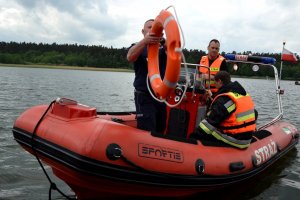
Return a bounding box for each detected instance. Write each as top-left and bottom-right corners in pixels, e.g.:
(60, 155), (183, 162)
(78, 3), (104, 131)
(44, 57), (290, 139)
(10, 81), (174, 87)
(138, 143), (184, 163)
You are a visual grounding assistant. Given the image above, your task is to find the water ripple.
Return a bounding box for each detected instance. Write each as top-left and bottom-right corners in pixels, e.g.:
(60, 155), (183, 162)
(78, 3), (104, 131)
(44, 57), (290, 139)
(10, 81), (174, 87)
(281, 178), (300, 190)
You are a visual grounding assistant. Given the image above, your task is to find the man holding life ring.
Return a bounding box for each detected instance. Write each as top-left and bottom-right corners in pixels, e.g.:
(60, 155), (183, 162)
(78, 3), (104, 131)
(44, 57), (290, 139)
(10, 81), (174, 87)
(127, 19), (167, 133)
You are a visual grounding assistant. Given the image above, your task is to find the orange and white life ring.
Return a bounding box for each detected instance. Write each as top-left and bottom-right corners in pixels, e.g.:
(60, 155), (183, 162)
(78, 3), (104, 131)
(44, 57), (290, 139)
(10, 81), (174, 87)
(148, 10), (181, 100)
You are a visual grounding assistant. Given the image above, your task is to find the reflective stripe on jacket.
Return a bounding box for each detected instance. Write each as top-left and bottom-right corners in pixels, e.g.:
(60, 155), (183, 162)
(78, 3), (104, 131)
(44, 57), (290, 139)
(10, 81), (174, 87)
(199, 92), (256, 149)
(216, 92), (256, 134)
(199, 119), (252, 149)
(199, 55), (225, 93)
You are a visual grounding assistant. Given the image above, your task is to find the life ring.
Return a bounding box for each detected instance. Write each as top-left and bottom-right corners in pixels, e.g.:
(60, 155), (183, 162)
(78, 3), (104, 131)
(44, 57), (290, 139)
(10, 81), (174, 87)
(148, 10), (181, 100)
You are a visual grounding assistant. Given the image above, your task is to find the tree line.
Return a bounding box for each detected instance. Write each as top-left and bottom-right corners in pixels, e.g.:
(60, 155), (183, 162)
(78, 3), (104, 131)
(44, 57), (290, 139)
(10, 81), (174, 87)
(0, 41), (299, 79)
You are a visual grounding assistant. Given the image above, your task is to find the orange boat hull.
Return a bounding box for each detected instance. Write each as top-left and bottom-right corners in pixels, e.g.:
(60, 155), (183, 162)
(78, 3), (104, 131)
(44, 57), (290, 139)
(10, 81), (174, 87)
(13, 100), (299, 199)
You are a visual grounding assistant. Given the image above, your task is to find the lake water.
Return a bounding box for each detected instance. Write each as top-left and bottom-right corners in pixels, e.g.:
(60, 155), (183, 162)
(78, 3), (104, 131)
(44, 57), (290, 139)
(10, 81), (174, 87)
(0, 66), (299, 199)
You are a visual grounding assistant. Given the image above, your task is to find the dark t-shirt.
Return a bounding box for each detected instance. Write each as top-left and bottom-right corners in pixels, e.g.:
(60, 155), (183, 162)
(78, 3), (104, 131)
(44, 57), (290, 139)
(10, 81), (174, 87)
(130, 45), (167, 92)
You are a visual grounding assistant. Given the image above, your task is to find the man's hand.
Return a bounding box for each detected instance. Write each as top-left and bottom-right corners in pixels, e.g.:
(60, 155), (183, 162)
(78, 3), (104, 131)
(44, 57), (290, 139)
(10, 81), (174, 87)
(206, 89), (213, 98)
(200, 73), (213, 80)
(144, 33), (161, 45)
(127, 33), (161, 62)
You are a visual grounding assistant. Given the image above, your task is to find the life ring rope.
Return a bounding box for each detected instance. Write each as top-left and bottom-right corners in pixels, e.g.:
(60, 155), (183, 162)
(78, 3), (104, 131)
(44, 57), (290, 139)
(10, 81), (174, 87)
(147, 5), (190, 107)
(148, 8), (181, 100)
(146, 55), (190, 108)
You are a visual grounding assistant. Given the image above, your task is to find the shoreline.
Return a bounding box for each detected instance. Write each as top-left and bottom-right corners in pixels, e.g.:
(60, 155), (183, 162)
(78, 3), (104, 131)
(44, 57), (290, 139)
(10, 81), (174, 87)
(1, 63), (293, 81)
(0, 63), (133, 72)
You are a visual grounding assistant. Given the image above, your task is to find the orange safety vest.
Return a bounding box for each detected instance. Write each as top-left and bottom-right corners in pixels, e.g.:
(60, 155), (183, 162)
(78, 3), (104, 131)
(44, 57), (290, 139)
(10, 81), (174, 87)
(214, 92), (256, 135)
(199, 55), (225, 93)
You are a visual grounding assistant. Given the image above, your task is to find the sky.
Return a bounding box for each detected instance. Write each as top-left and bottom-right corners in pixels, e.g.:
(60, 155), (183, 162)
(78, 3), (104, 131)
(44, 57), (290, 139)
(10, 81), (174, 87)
(0, 0), (299, 55)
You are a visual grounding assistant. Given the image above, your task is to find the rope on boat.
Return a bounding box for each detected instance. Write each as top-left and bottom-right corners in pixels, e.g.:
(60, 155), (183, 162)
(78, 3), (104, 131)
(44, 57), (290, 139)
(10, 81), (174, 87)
(31, 100), (76, 200)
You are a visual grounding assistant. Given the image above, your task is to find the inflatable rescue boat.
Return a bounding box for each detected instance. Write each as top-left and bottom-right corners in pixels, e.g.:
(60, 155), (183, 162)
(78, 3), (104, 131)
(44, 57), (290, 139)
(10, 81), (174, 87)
(12, 9), (298, 200)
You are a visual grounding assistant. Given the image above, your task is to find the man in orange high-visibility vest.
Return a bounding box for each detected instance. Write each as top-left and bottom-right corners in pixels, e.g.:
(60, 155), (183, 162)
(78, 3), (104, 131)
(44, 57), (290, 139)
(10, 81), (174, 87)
(193, 71), (257, 149)
(198, 39), (228, 94)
